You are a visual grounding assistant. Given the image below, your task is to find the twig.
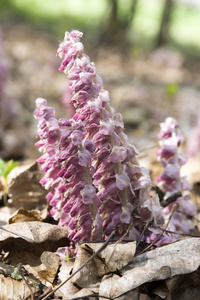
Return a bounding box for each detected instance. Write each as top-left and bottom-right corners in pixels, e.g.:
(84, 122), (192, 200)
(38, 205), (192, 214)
(79, 238), (135, 244)
(193, 183), (200, 208)
(17, 264), (34, 300)
(139, 144), (158, 153)
(173, 209), (200, 225)
(192, 215), (200, 223)
(152, 226), (200, 238)
(139, 204), (177, 254)
(37, 230), (116, 300)
(115, 221), (133, 244)
(161, 192), (182, 207)
(153, 186), (182, 207)
(71, 295), (113, 300)
(136, 221), (151, 249)
(35, 287), (52, 300)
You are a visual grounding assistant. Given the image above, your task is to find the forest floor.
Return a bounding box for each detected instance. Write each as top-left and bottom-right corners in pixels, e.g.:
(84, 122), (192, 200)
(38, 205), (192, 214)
(0, 22), (200, 300)
(1, 23), (200, 159)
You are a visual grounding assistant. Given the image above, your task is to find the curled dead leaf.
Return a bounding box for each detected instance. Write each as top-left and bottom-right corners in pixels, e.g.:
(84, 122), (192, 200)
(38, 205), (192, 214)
(72, 241), (136, 287)
(38, 251), (60, 283)
(0, 273), (46, 300)
(8, 161), (47, 210)
(8, 208), (43, 224)
(0, 221), (69, 255)
(56, 259), (80, 299)
(108, 238), (200, 299)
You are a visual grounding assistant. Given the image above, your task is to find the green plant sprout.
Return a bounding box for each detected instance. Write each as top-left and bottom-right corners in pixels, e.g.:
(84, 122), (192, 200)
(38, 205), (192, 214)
(166, 83), (179, 102)
(65, 249), (70, 260)
(0, 158), (19, 205)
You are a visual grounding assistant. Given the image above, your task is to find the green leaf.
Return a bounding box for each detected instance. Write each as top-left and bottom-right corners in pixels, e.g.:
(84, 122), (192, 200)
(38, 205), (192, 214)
(66, 249), (70, 260)
(11, 268), (22, 280)
(0, 158), (5, 175)
(4, 160), (19, 178)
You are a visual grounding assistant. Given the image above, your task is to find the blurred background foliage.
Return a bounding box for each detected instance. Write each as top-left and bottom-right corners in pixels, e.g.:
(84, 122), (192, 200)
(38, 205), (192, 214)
(1, 0), (200, 160)
(1, 0), (200, 54)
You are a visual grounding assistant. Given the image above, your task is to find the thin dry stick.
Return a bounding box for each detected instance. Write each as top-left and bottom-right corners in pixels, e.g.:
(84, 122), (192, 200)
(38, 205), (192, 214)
(115, 221), (133, 244)
(192, 215), (200, 223)
(17, 264), (34, 300)
(136, 220), (151, 249)
(138, 144), (158, 154)
(22, 277), (34, 300)
(161, 192), (182, 207)
(71, 295), (113, 300)
(37, 230), (116, 300)
(153, 186), (182, 207)
(139, 204), (177, 255)
(152, 226), (200, 237)
(193, 183), (199, 208)
(35, 287), (52, 300)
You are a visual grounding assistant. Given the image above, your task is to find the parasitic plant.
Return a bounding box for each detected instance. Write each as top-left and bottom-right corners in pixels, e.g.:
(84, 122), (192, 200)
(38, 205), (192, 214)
(156, 117), (196, 241)
(35, 31), (187, 251)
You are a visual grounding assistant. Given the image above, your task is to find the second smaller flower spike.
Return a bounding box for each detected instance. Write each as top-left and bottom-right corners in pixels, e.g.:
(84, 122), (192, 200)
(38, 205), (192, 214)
(157, 117), (196, 238)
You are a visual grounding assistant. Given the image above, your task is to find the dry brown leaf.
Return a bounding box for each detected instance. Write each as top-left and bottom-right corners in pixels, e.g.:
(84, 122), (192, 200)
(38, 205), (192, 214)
(99, 273), (120, 298)
(68, 288), (97, 300)
(8, 161), (47, 210)
(151, 281), (169, 299)
(139, 294), (152, 300)
(152, 269), (200, 300)
(0, 273), (45, 300)
(0, 221), (69, 254)
(72, 241), (136, 288)
(38, 251), (60, 283)
(100, 274), (145, 300)
(107, 238), (200, 299)
(8, 208), (43, 224)
(0, 206), (16, 226)
(0, 221), (69, 293)
(86, 241), (136, 271)
(56, 259), (97, 300)
(8, 250), (60, 286)
(56, 259), (79, 298)
(7, 249), (45, 282)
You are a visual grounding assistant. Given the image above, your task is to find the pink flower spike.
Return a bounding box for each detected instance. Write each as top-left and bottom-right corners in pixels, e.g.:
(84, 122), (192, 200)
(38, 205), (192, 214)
(35, 29), (168, 251)
(155, 117), (197, 244)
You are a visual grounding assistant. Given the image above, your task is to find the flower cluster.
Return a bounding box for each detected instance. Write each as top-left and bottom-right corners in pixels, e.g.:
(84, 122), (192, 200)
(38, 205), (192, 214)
(34, 98), (101, 244)
(35, 30), (164, 246)
(156, 117), (196, 237)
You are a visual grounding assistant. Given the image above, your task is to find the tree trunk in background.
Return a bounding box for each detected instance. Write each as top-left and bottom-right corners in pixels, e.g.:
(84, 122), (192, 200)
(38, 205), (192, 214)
(156, 0), (174, 47)
(127, 0), (138, 27)
(107, 0), (118, 36)
(99, 0), (138, 46)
